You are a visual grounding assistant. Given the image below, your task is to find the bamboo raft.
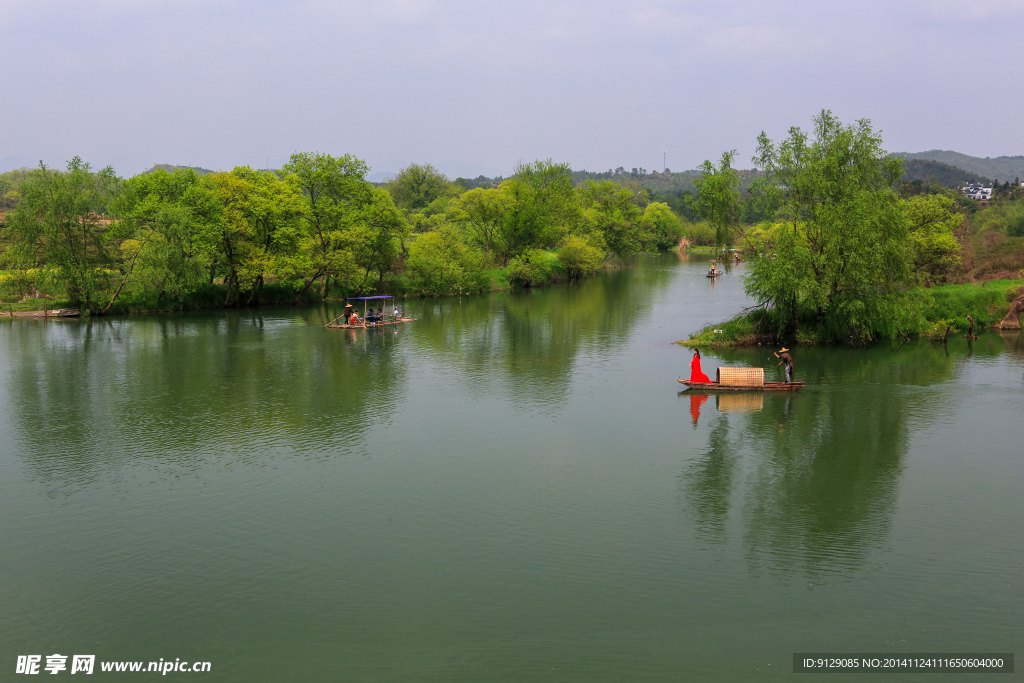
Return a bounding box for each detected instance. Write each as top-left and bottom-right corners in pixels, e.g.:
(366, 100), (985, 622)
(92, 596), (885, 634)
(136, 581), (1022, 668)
(327, 317), (414, 329)
(679, 366), (805, 391)
(326, 295), (415, 330)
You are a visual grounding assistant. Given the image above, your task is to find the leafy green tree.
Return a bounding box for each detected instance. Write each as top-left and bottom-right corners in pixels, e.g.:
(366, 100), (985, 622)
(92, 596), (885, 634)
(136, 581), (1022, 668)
(0, 168), (33, 209)
(405, 224), (472, 295)
(114, 168), (220, 304)
(506, 248), (559, 287)
(205, 168), (305, 305)
(494, 160), (579, 265)
(744, 111), (916, 341)
(229, 167), (305, 304)
(905, 194), (963, 280)
(6, 157), (120, 312)
(1005, 202), (1024, 237)
(281, 152), (372, 298)
(640, 201), (685, 250)
(579, 180), (644, 256)
(454, 187), (509, 256)
(387, 163), (449, 212)
(347, 187), (406, 289)
(691, 151), (747, 249)
(557, 234), (605, 280)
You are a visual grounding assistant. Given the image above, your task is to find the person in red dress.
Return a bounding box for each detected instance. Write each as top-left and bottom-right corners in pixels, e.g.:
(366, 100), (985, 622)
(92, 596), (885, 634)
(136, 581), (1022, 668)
(689, 348), (711, 383)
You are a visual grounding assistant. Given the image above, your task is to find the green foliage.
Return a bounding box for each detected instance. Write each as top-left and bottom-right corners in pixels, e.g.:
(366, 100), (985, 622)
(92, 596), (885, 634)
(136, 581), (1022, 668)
(387, 163), (450, 211)
(5, 157), (120, 311)
(578, 180), (645, 256)
(494, 160), (579, 265)
(281, 151), (372, 299)
(347, 187), (406, 288)
(454, 187), (509, 255)
(0, 168), (33, 209)
(1005, 203), (1024, 237)
(1, 153), (697, 312)
(691, 151), (743, 249)
(682, 221), (716, 246)
(905, 193), (964, 281)
(923, 279), (1023, 329)
(744, 111), (915, 342)
(115, 168), (221, 300)
(507, 249), (563, 287)
(680, 310), (769, 346)
(557, 235), (605, 280)
(404, 224), (485, 296)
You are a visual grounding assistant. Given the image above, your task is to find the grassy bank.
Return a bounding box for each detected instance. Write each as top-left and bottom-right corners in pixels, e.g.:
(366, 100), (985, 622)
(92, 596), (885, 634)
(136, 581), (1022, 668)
(679, 279), (1023, 346)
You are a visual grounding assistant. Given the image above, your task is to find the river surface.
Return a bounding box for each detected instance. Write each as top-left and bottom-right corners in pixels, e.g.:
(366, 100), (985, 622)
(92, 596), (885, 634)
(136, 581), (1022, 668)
(1, 253), (1021, 681)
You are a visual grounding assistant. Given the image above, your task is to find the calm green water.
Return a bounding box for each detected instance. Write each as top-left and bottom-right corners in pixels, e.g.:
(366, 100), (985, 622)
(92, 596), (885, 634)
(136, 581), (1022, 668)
(1, 254), (1021, 681)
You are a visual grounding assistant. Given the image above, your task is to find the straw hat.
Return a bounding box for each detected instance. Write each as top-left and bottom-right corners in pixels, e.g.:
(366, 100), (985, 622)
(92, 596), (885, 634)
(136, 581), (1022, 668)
(345, 303), (353, 308)
(779, 347), (789, 352)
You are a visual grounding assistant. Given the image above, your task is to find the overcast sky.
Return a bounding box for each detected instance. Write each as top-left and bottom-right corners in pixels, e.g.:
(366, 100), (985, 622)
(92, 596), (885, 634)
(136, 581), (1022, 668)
(2, 0), (1022, 179)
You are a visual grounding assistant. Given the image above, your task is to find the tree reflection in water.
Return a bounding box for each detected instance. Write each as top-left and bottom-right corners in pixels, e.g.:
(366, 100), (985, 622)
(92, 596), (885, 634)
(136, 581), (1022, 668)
(680, 415), (737, 542)
(678, 340), (982, 579)
(4, 310), (405, 492)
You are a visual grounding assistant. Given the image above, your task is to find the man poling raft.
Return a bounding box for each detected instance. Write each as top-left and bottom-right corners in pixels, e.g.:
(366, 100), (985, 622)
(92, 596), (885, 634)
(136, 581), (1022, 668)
(774, 347), (794, 384)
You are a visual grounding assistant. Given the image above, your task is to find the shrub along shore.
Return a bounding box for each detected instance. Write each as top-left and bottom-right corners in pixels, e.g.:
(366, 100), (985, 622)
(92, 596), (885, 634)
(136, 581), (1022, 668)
(679, 278), (1023, 347)
(0, 249), (573, 316)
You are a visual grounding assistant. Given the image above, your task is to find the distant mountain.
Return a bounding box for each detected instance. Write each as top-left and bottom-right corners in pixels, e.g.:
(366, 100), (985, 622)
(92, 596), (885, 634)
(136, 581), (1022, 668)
(899, 151), (1024, 184)
(900, 158), (990, 187)
(144, 163), (215, 176)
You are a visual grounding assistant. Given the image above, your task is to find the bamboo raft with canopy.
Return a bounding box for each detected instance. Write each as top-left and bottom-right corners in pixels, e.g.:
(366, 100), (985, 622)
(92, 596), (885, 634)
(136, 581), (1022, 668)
(326, 295), (415, 329)
(678, 366), (805, 391)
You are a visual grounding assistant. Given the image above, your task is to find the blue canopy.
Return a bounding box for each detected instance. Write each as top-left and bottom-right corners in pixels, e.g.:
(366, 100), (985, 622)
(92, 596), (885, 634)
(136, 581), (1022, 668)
(347, 295), (394, 300)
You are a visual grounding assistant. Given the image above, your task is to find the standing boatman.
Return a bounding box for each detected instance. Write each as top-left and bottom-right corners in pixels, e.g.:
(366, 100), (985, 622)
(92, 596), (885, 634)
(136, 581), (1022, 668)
(774, 347), (794, 384)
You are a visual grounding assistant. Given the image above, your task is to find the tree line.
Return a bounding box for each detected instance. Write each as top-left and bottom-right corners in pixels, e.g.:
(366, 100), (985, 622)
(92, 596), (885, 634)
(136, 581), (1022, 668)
(0, 155), (690, 313)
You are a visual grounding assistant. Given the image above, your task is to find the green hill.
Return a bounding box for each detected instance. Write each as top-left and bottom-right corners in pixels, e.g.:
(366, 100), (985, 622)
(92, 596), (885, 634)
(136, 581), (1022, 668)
(144, 163), (215, 176)
(900, 158), (990, 187)
(900, 151), (1024, 184)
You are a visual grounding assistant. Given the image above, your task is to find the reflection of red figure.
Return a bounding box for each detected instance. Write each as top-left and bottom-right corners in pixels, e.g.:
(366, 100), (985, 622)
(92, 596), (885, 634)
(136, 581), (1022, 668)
(690, 350), (711, 383)
(689, 393), (709, 425)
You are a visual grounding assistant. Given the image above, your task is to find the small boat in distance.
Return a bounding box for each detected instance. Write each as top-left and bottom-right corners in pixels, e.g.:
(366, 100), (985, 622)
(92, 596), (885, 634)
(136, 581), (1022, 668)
(706, 261), (722, 278)
(679, 366), (805, 391)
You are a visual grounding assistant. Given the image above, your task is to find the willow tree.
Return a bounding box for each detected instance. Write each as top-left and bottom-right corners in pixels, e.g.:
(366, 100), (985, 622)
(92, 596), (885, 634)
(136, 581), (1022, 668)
(5, 157), (120, 312)
(495, 160), (578, 265)
(745, 110), (916, 342)
(691, 150), (749, 250)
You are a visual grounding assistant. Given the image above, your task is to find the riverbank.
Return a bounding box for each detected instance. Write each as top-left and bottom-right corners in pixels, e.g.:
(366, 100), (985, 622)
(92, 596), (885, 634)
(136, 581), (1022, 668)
(0, 249), (600, 317)
(678, 278), (1023, 347)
